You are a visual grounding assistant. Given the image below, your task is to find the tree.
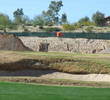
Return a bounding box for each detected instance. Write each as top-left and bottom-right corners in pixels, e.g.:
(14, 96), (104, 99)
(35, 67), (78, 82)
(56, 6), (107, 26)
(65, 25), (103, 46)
(0, 13), (11, 32)
(22, 15), (31, 25)
(42, 11), (54, 26)
(0, 13), (11, 26)
(42, 0), (63, 25)
(13, 8), (24, 25)
(92, 11), (105, 26)
(61, 13), (68, 24)
(78, 16), (90, 23)
(32, 15), (46, 26)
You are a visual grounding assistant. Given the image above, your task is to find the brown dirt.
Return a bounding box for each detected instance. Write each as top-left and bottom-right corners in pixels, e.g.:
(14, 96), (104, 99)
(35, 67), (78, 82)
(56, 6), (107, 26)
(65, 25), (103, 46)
(0, 34), (31, 51)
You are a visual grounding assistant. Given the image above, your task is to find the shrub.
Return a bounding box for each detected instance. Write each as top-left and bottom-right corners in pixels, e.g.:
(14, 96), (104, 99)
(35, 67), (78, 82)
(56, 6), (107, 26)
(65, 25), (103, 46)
(63, 24), (81, 31)
(78, 16), (95, 26)
(23, 28), (29, 32)
(63, 24), (75, 31)
(7, 24), (18, 30)
(39, 26), (44, 29)
(85, 27), (94, 32)
(0, 25), (5, 30)
(43, 27), (61, 32)
(78, 21), (96, 26)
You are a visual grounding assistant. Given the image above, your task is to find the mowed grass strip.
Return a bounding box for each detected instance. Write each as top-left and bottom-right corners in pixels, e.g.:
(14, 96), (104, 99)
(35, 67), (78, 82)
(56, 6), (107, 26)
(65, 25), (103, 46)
(0, 82), (110, 100)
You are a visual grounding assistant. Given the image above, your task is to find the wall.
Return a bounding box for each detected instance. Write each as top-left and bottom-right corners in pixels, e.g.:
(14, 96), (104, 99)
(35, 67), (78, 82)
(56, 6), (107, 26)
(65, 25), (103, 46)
(19, 37), (110, 53)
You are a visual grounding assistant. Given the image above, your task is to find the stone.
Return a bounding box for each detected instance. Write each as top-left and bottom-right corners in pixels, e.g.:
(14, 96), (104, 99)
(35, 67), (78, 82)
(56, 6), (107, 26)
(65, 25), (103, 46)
(19, 37), (110, 53)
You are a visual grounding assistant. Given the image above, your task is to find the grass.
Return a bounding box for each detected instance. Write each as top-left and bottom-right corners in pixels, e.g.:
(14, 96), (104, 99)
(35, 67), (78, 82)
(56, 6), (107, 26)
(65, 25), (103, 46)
(0, 82), (110, 100)
(0, 51), (110, 74)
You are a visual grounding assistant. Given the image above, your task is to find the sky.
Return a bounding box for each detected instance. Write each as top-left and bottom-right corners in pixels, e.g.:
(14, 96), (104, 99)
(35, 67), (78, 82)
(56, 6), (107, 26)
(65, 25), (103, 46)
(0, 0), (110, 23)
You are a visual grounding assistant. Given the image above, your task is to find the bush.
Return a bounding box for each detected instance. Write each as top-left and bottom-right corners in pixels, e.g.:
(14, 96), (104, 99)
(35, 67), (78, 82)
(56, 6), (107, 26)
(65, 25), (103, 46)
(43, 27), (61, 32)
(7, 24), (17, 30)
(78, 21), (96, 26)
(63, 24), (81, 31)
(85, 27), (94, 32)
(39, 26), (44, 29)
(63, 24), (75, 31)
(0, 25), (5, 30)
(23, 28), (29, 32)
(78, 16), (96, 26)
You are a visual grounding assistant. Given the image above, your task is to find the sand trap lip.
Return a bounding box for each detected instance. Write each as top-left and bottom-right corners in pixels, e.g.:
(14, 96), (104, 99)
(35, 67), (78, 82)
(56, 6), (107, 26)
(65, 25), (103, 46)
(0, 70), (110, 82)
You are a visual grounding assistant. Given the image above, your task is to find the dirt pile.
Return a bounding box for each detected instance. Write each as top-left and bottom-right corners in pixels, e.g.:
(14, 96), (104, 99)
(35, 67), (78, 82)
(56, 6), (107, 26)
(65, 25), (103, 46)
(0, 34), (31, 51)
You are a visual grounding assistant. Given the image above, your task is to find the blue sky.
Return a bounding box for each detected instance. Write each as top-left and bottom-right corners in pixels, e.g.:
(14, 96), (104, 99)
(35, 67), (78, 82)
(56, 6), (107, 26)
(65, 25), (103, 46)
(0, 0), (110, 22)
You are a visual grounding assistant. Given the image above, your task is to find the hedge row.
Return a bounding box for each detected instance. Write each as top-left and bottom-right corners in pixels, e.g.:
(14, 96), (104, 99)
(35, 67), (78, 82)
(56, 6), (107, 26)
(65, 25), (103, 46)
(1, 32), (110, 39)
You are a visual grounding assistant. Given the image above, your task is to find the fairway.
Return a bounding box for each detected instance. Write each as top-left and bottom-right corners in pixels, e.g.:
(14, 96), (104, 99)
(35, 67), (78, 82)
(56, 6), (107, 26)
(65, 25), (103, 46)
(0, 82), (110, 100)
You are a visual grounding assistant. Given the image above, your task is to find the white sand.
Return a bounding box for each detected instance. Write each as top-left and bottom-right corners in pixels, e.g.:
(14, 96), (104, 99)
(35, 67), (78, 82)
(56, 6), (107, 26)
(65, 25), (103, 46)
(0, 70), (110, 82)
(40, 72), (110, 82)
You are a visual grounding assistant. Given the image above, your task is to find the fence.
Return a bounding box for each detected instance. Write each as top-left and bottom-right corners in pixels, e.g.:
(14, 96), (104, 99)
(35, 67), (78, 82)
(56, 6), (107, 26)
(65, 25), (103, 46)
(1, 32), (110, 39)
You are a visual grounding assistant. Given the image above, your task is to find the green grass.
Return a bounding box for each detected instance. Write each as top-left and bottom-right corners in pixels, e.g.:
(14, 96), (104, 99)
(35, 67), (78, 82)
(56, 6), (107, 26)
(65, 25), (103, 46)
(0, 82), (110, 100)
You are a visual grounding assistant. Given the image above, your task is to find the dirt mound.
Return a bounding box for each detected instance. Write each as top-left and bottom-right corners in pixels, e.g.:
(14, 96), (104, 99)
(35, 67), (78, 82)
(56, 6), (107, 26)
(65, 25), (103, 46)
(0, 34), (31, 51)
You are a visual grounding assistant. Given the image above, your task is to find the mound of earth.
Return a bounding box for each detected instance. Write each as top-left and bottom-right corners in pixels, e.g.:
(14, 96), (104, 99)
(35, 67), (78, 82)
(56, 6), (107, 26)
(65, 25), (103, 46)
(0, 34), (31, 51)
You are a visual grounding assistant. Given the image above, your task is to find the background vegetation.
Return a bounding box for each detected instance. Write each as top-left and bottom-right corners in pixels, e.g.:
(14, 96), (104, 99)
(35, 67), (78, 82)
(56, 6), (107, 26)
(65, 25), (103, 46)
(0, 0), (108, 32)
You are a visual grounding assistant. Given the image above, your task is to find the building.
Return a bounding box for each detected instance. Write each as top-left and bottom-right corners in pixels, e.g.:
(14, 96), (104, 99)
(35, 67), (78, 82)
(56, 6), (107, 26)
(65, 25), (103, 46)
(105, 16), (110, 26)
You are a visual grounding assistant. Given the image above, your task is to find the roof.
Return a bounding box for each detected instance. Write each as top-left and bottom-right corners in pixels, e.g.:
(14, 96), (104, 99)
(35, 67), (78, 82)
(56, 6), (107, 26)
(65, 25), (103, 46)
(105, 16), (110, 20)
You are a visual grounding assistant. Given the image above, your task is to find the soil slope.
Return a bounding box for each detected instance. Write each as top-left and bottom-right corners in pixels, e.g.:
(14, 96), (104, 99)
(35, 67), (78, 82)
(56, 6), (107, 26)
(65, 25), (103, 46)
(0, 34), (31, 51)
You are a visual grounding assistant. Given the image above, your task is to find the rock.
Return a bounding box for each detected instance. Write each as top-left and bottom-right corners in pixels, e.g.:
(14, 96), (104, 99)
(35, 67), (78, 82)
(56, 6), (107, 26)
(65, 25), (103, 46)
(99, 48), (110, 54)
(19, 37), (110, 54)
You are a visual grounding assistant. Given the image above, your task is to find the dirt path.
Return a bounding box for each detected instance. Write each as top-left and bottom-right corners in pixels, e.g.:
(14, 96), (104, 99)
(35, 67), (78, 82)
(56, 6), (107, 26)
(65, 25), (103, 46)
(0, 70), (110, 83)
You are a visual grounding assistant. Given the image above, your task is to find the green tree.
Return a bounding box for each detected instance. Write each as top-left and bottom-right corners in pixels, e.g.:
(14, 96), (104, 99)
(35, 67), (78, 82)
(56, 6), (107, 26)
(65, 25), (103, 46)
(92, 11), (105, 26)
(42, 0), (63, 25)
(13, 8), (24, 25)
(42, 11), (54, 26)
(32, 15), (46, 26)
(78, 16), (90, 23)
(0, 13), (11, 32)
(61, 13), (68, 24)
(0, 14), (11, 26)
(77, 16), (95, 26)
(22, 15), (31, 25)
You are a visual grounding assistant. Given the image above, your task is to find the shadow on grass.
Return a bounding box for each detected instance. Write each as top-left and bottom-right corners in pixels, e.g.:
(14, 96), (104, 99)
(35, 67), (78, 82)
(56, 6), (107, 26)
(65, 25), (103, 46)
(0, 59), (56, 77)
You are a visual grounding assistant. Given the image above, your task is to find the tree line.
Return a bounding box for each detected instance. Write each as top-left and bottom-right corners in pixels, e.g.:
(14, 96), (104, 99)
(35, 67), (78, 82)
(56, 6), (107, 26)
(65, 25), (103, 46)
(0, 0), (107, 32)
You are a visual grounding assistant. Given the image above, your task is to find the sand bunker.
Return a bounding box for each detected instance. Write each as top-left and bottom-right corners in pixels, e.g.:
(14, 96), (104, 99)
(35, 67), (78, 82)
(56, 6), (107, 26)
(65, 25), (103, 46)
(0, 70), (110, 82)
